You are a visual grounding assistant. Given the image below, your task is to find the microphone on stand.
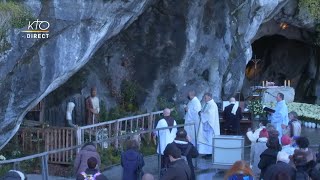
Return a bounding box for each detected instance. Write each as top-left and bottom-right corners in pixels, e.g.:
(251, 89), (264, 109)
(265, 91), (277, 98)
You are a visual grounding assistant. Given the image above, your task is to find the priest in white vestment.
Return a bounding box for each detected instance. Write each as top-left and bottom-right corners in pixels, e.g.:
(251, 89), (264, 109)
(184, 90), (201, 145)
(268, 93), (289, 138)
(198, 93), (220, 155)
(154, 108), (177, 167)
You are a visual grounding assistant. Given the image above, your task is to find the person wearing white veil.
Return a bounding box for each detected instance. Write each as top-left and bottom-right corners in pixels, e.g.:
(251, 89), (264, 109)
(223, 97), (242, 135)
(66, 102), (77, 128)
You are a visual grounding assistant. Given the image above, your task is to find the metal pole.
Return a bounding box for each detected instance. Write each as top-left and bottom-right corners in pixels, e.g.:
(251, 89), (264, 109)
(76, 127), (82, 153)
(193, 123), (198, 169)
(81, 129), (84, 145)
(41, 155), (49, 180)
(157, 129), (161, 178)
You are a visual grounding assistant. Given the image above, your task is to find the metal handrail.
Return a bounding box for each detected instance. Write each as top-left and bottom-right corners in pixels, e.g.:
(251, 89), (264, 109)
(78, 111), (163, 130)
(76, 110), (163, 147)
(0, 123), (196, 180)
(0, 123), (192, 164)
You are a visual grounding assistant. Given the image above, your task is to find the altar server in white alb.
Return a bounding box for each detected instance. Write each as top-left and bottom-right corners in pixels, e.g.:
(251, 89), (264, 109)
(184, 90), (201, 145)
(198, 93), (220, 155)
(154, 108), (177, 168)
(269, 93), (289, 138)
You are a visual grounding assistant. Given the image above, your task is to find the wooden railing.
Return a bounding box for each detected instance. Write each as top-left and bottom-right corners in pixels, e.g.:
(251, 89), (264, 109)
(17, 127), (76, 164)
(15, 111), (163, 165)
(18, 128), (45, 153)
(44, 127), (76, 164)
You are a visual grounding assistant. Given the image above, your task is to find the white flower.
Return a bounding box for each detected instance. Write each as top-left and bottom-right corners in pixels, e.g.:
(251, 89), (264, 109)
(288, 102), (320, 122)
(0, 155), (6, 161)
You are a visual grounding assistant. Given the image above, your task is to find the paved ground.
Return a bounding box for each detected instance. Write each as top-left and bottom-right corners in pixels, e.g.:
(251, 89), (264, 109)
(27, 156), (225, 180)
(26, 126), (320, 180)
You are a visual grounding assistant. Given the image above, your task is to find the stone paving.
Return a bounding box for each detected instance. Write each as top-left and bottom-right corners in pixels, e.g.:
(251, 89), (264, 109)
(26, 126), (319, 180)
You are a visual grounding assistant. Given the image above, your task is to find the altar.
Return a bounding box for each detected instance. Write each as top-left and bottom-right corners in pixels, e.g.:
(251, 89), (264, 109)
(250, 86), (295, 104)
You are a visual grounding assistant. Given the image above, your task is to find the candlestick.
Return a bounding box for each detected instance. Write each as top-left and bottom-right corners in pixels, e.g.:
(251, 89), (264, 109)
(288, 80), (291, 87)
(262, 81), (265, 87)
(284, 80), (287, 87)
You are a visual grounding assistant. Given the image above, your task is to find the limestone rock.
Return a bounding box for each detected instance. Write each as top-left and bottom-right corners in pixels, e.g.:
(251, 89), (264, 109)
(0, 0), (318, 149)
(0, 0), (155, 149)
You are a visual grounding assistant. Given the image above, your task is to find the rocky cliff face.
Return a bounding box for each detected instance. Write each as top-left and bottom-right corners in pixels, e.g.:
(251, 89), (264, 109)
(47, 0), (287, 111)
(0, 0), (318, 149)
(0, 0), (155, 149)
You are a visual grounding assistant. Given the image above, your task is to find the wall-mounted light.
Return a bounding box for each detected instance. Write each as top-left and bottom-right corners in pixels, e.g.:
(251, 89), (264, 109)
(280, 22), (288, 30)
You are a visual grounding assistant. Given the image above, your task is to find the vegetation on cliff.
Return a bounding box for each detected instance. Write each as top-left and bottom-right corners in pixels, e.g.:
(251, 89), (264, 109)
(298, 0), (320, 45)
(0, 1), (33, 52)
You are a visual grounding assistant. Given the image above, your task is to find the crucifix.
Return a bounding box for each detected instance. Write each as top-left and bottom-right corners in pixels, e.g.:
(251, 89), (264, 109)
(251, 55), (261, 70)
(251, 55), (261, 88)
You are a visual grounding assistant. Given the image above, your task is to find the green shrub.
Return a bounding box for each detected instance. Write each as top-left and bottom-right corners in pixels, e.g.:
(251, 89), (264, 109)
(140, 141), (156, 156)
(298, 0), (320, 46)
(0, 1), (33, 29)
(0, 164), (12, 177)
(103, 80), (142, 121)
(0, 1), (33, 52)
(98, 147), (121, 169)
(100, 100), (108, 121)
(156, 97), (183, 124)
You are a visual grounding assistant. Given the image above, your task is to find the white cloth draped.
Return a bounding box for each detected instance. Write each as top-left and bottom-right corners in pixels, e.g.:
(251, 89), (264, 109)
(184, 97), (201, 145)
(198, 99), (220, 154)
(66, 102), (75, 120)
(155, 118), (177, 155)
(231, 102), (239, 115)
(269, 100), (289, 138)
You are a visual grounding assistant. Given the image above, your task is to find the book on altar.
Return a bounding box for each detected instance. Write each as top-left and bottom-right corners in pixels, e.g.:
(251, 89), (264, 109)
(263, 107), (275, 113)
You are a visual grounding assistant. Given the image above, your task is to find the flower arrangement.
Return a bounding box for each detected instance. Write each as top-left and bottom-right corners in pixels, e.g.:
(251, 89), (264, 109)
(287, 102), (320, 122)
(248, 99), (264, 116)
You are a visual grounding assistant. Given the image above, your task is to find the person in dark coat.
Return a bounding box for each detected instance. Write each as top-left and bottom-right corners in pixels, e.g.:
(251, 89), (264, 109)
(76, 157), (108, 180)
(296, 137), (317, 163)
(223, 97), (242, 135)
(264, 151), (295, 180)
(121, 138), (145, 180)
(2, 170), (27, 180)
(291, 149), (320, 180)
(74, 142), (101, 176)
(258, 135), (282, 179)
(161, 143), (192, 180)
(169, 128), (199, 180)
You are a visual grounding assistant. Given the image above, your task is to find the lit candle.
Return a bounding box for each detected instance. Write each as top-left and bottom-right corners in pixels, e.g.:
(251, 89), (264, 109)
(288, 80), (291, 87)
(284, 80), (287, 87)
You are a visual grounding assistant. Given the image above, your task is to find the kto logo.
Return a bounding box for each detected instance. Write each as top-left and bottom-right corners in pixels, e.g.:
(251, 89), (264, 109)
(22, 19), (50, 39)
